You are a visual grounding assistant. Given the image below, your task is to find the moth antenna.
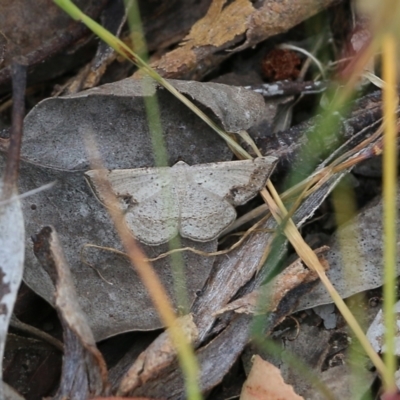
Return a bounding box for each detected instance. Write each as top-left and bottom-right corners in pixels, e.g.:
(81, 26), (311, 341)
(83, 174), (105, 205)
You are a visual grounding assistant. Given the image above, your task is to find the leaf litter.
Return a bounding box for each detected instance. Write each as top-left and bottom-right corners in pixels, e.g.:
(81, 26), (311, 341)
(0, 1), (397, 398)
(240, 355), (304, 400)
(296, 181), (400, 312)
(148, 0), (337, 80)
(20, 78), (264, 170)
(11, 79), (270, 341)
(17, 80), (270, 340)
(0, 0), (107, 90)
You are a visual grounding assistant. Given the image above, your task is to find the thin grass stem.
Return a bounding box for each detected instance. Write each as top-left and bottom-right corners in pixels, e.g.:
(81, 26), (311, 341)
(260, 186), (389, 381)
(382, 33), (398, 393)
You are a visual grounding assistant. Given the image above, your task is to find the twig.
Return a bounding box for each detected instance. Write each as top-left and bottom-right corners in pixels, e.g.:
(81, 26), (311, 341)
(2, 57), (27, 199)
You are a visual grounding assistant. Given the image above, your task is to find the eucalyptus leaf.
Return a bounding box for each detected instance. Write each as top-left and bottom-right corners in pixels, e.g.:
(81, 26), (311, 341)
(16, 79), (268, 340)
(296, 184), (400, 311)
(21, 79), (265, 170)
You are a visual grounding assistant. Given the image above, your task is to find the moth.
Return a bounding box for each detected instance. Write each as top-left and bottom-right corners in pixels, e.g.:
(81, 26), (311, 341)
(85, 156), (277, 245)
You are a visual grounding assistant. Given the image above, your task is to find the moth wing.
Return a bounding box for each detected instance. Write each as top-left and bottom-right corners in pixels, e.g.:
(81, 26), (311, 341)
(125, 190), (180, 245)
(190, 156), (277, 205)
(179, 182), (236, 242)
(85, 167), (179, 245)
(86, 167), (172, 203)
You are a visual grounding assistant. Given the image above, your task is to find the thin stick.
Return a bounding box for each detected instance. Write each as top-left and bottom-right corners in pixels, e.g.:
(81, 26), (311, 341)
(2, 57), (27, 199)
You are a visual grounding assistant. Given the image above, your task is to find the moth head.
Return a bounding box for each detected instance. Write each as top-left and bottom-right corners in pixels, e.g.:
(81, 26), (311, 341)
(118, 194), (137, 212)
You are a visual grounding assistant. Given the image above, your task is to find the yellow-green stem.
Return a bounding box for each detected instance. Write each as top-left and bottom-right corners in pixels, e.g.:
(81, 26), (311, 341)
(382, 33), (398, 393)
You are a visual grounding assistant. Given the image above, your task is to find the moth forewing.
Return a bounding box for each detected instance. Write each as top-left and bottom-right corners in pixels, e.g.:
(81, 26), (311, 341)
(84, 169), (124, 211)
(191, 156), (277, 205)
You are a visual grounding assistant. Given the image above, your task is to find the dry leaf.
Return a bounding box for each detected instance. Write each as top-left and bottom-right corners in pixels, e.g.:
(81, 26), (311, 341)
(0, 61), (26, 398)
(13, 78), (267, 340)
(150, 0), (337, 80)
(367, 300), (400, 355)
(240, 355), (304, 400)
(296, 182), (400, 312)
(3, 382), (25, 400)
(20, 79), (264, 170)
(0, 188), (24, 397)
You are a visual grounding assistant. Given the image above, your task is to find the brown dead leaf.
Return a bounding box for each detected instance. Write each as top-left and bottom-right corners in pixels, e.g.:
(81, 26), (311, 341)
(148, 0), (254, 79)
(240, 355), (304, 400)
(59, 0), (128, 95)
(3, 333), (61, 398)
(150, 0), (337, 80)
(184, 0), (254, 48)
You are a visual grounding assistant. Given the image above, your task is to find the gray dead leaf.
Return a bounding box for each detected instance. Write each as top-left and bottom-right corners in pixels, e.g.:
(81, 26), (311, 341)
(0, 185), (25, 398)
(168, 80), (266, 134)
(295, 183), (400, 312)
(86, 157), (277, 245)
(17, 79), (268, 340)
(304, 364), (374, 400)
(32, 226), (109, 399)
(21, 78), (266, 170)
(16, 160), (216, 341)
(367, 300), (400, 355)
